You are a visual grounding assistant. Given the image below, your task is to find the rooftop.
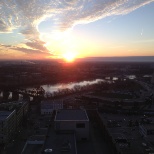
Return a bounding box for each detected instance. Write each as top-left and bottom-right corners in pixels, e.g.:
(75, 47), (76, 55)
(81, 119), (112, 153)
(22, 144), (42, 154)
(41, 103), (63, 109)
(140, 123), (154, 130)
(28, 135), (46, 141)
(44, 129), (77, 154)
(41, 99), (63, 104)
(55, 109), (89, 121)
(0, 110), (14, 121)
(41, 100), (63, 109)
(0, 100), (28, 111)
(99, 112), (154, 154)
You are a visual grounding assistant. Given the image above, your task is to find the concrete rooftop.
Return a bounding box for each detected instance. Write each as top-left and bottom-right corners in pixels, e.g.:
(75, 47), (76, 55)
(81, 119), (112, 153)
(55, 109), (89, 121)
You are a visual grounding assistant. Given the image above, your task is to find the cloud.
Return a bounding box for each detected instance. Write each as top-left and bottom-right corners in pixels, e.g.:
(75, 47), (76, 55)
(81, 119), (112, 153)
(0, 44), (24, 59)
(10, 47), (44, 55)
(0, 44), (11, 48)
(26, 40), (50, 53)
(10, 46), (53, 59)
(0, 0), (153, 33)
(57, 0), (154, 30)
(0, 43), (52, 59)
(0, 0), (153, 56)
(0, 20), (12, 33)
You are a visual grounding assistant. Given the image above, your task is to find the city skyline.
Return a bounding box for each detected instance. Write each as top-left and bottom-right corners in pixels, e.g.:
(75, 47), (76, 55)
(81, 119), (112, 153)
(0, 0), (154, 61)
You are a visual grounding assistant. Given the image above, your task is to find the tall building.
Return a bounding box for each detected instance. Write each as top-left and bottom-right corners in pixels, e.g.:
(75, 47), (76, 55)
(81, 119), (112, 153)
(0, 100), (29, 144)
(16, 101), (29, 131)
(0, 110), (16, 144)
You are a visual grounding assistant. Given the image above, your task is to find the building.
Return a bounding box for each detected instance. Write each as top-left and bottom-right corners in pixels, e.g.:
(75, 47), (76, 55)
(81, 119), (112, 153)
(41, 100), (63, 115)
(21, 135), (45, 154)
(98, 112), (154, 154)
(54, 109), (89, 140)
(0, 100), (29, 131)
(43, 133), (77, 154)
(151, 72), (154, 84)
(139, 124), (154, 139)
(0, 110), (16, 144)
(16, 101), (29, 131)
(0, 100), (29, 144)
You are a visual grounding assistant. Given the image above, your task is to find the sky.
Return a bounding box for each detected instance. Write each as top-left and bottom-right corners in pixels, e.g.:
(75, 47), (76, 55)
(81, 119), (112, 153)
(0, 0), (154, 60)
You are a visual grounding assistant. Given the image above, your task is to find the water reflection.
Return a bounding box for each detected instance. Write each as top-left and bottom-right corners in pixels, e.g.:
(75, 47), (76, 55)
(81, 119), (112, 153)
(126, 75), (136, 80)
(42, 79), (104, 94)
(8, 92), (12, 99)
(0, 76), (138, 100)
(105, 77), (110, 80)
(143, 75), (152, 77)
(112, 77), (118, 81)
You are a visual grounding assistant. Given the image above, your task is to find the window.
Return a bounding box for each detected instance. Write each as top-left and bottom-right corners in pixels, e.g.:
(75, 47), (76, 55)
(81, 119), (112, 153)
(76, 123), (85, 128)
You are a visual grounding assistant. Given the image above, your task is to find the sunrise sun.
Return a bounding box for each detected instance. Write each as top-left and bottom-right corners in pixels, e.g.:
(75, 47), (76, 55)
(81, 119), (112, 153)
(63, 52), (76, 62)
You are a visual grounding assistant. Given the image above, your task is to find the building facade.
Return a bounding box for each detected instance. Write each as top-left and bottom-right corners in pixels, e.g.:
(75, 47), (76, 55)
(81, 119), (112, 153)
(139, 124), (154, 137)
(54, 109), (89, 140)
(0, 100), (29, 144)
(0, 110), (16, 144)
(16, 101), (29, 131)
(41, 100), (63, 115)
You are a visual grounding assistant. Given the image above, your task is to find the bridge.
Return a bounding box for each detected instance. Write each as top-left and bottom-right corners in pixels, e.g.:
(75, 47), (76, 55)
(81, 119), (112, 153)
(0, 87), (45, 101)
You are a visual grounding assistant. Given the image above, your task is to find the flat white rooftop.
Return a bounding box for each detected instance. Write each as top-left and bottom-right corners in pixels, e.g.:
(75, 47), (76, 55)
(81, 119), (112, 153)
(55, 109), (89, 121)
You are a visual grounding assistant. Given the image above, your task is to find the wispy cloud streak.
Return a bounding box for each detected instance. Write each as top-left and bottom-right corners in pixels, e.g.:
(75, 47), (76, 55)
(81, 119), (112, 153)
(0, 0), (153, 32)
(0, 0), (153, 55)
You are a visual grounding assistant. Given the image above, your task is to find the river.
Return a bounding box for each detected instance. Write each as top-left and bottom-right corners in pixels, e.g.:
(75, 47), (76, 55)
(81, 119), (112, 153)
(41, 79), (104, 94)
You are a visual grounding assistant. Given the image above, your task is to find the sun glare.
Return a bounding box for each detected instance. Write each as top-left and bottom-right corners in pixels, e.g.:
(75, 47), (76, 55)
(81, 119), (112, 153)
(63, 52), (76, 62)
